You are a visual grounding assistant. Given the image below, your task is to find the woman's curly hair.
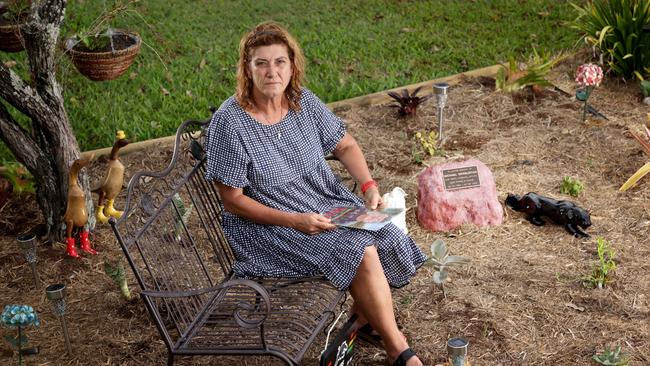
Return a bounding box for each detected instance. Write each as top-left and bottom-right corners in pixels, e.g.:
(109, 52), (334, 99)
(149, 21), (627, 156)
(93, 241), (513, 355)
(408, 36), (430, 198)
(236, 21), (305, 111)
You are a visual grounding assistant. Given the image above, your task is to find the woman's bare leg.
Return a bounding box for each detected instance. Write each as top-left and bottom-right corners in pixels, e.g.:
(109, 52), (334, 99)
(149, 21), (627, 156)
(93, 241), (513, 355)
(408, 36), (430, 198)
(349, 245), (422, 366)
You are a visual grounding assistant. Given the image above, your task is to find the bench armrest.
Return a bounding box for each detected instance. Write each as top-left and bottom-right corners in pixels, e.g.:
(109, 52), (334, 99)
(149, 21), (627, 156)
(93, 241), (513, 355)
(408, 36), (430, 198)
(141, 278), (271, 329)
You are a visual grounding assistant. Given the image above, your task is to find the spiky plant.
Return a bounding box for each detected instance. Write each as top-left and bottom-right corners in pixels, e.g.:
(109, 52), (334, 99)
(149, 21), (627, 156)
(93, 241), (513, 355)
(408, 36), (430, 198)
(387, 86), (429, 117)
(495, 49), (566, 93)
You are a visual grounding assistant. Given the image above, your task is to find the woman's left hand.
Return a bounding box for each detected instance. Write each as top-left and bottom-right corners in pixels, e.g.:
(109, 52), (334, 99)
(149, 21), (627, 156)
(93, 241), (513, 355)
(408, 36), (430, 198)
(363, 187), (384, 210)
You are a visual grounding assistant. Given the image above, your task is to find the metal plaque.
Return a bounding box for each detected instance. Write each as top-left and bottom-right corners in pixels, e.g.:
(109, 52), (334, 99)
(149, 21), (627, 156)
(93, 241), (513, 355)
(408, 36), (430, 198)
(442, 166), (481, 191)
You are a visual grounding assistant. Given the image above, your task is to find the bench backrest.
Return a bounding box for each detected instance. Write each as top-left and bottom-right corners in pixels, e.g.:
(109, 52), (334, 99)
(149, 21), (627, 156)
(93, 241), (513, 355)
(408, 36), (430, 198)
(110, 119), (234, 343)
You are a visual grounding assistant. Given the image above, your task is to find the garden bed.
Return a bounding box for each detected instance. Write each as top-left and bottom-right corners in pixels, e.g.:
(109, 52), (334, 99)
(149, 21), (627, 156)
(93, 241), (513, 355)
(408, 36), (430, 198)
(1, 53), (649, 365)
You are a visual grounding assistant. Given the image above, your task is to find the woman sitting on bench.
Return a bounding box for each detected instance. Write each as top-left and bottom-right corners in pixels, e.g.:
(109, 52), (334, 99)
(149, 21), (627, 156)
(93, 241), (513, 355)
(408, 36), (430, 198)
(205, 21), (426, 366)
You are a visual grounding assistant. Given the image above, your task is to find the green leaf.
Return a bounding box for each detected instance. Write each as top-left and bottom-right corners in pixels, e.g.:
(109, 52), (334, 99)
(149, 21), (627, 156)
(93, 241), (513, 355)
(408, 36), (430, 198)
(4, 334), (19, 348)
(430, 239), (447, 260)
(432, 271), (447, 284)
(445, 255), (471, 265)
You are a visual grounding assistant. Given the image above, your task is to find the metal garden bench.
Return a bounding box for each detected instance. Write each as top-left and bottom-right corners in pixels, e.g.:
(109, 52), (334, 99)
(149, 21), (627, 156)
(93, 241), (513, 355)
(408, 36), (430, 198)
(109, 118), (348, 365)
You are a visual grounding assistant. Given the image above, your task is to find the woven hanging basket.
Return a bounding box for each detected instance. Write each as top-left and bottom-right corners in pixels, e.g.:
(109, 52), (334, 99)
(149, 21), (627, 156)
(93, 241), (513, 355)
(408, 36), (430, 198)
(0, 22), (24, 52)
(66, 30), (142, 81)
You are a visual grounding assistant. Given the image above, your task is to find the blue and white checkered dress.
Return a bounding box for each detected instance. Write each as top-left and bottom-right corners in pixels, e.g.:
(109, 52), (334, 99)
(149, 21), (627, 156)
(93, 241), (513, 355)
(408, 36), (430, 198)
(205, 88), (426, 290)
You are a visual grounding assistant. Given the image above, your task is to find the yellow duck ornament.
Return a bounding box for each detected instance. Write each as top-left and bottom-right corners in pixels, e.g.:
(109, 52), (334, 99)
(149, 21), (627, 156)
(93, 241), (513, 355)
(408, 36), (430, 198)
(63, 154), (96, 257)
(94, 130), (130, 223)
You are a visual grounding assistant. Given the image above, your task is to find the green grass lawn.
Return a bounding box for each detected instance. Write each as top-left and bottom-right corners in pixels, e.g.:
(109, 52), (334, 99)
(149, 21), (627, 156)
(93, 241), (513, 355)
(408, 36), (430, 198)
(1, 0), (585, 157)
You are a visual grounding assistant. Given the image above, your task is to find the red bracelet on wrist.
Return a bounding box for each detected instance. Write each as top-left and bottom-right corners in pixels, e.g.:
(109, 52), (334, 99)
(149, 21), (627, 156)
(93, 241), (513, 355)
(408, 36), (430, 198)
(361, 180), (378, 194)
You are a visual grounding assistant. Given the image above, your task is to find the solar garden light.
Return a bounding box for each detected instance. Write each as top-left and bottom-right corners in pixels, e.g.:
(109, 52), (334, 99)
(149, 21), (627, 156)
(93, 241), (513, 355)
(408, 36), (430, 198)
(447, 337), (469, 366)
(17, 232), (40, 288)
(433, 82), (450, 142)
(45, 284), (73, 355)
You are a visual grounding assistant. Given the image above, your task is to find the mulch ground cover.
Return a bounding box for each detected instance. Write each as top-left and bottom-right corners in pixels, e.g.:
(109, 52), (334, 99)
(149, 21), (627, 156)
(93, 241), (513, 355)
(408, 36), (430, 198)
(1, 53), (649, 365)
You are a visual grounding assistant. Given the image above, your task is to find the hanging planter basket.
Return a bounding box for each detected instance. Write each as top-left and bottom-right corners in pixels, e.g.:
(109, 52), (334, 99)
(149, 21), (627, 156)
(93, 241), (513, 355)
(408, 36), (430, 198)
(0, 21), (23, 52)
(65, 29), (141, 81)
(0, 0), (29, 53)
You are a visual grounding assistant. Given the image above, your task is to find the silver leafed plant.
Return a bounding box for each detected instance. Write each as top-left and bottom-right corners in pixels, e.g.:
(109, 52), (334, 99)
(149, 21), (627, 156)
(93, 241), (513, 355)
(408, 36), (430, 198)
(427, 239), (470, 298)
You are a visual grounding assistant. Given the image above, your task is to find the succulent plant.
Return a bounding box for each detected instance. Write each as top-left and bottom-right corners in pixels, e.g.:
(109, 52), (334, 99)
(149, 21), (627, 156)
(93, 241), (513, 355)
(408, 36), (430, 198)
(427, 239), (470, 297)
(560, 176), (585, 197)
(593, 345), (629, 366)
(104, 258), (132, 300)
(387, 86), (430, 117)
(172, 193), (193, 242)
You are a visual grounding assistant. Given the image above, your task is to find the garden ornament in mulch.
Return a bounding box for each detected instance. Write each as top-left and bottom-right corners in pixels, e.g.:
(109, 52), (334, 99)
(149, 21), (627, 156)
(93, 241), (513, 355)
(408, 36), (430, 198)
(433, 83), (449, 141)
(505, 192), (591, 238)
(575, 63), (603, 123)
(63, 155), (96, 258)
(447, 337), (469, 366)
(1, 304), (40, 365)
(16, 232), (40, 288)
(93, 130), (130, 224)
(45, 284), (73, 355)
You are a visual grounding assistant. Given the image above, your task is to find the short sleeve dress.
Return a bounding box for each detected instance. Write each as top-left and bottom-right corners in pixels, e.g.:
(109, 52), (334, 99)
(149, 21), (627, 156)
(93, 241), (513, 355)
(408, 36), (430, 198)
(205, 88), (426, 290)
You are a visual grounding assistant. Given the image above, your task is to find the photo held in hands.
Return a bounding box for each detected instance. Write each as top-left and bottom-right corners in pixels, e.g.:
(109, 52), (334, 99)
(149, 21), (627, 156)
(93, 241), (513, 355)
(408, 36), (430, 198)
(322, 206), (404, 231)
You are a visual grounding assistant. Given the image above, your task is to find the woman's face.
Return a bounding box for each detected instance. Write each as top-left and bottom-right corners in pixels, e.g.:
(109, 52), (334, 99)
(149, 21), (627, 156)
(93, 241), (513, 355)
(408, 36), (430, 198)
(248, 43), (292, 102)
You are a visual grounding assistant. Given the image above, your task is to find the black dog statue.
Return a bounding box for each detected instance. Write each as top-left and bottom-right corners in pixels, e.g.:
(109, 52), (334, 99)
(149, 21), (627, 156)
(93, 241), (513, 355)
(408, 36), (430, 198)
(505, 192), (591, 238)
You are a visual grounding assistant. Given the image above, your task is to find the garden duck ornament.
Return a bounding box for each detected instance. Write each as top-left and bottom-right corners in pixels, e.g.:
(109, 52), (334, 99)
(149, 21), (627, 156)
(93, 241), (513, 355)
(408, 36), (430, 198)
(63, 154), (97, 257)
(94, 130), (130, 224)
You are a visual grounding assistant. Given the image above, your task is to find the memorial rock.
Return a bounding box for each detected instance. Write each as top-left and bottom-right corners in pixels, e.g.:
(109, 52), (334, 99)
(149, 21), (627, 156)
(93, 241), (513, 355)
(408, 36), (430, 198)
(417, 159), (503, 232)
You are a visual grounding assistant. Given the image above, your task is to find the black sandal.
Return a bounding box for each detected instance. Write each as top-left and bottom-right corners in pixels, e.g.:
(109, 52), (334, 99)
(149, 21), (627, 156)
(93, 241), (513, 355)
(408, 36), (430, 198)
(392, 348), (417, 366)
(357, 323), (383, 348)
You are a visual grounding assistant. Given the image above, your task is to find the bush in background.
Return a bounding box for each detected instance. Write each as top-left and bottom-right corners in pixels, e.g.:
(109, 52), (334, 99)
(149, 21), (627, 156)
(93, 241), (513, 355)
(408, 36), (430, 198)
(572, 0), (650, 80)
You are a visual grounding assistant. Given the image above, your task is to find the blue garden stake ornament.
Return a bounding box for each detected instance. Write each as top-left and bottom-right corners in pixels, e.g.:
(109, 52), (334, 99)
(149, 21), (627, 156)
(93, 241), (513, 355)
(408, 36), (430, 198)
(1, 304), (40, 365)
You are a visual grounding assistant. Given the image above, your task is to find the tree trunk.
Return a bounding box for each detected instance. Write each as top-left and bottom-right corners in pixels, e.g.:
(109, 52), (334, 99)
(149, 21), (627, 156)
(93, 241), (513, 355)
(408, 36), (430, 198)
(0, 0), (94, 242)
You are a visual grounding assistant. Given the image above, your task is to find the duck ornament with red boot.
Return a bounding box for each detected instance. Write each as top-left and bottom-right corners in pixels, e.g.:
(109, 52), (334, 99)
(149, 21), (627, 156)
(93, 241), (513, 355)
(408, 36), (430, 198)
(63, 155), (97, 258)
(93, 130), (130, 224)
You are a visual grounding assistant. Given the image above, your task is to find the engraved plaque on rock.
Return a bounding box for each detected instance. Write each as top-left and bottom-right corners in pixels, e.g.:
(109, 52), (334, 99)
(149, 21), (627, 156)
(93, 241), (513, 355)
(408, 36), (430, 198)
(442, 166), (481, 190)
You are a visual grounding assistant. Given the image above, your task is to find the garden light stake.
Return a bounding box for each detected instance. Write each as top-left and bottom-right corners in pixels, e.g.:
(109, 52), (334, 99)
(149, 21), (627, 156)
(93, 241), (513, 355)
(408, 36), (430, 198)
(17, 232), (40, 288)
(433, 83), (449, 142)
(45, 284), (73, 355)
(447, 337), (469, 366)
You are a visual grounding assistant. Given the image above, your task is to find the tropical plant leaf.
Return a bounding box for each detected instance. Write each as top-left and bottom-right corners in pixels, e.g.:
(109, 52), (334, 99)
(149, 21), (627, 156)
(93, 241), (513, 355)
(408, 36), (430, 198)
(619, 162), (650, 191)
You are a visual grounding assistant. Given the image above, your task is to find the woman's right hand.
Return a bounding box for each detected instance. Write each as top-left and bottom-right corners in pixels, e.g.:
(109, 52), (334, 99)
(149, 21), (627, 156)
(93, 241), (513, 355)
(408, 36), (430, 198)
(291, 212), (337, 235)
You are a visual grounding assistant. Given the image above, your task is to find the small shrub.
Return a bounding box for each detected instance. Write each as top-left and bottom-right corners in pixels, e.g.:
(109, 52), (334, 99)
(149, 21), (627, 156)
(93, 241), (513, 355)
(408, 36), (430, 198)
(387, 86), (430, 117)
(171, 193), (193, 241)
(426, 239), (470, 297)
(572, 0), (650, 79)
(585, 237), (616, 289)
(560, 176), (585, 197)
(104, 258), (132, 300)
(412, 130), (443, 164)
(641, 80), (650, 97)
(0, 0), (30, 21)
(495, 48), (565, 93)
(593, 345), (629, 366)
(1, 161), (35, 196)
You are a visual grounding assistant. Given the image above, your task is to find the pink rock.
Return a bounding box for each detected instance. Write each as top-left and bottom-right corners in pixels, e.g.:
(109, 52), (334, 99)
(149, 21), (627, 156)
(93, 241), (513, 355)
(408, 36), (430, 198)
(417, 159), (503, 232)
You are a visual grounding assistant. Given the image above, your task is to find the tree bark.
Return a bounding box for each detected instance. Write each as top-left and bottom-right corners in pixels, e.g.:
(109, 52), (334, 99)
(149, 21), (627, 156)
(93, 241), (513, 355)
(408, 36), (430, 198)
(0, 0), (94, 242)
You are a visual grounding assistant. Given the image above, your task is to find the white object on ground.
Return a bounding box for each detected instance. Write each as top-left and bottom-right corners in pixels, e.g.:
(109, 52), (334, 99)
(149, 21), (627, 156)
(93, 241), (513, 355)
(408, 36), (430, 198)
(382, 187), (408, 234)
